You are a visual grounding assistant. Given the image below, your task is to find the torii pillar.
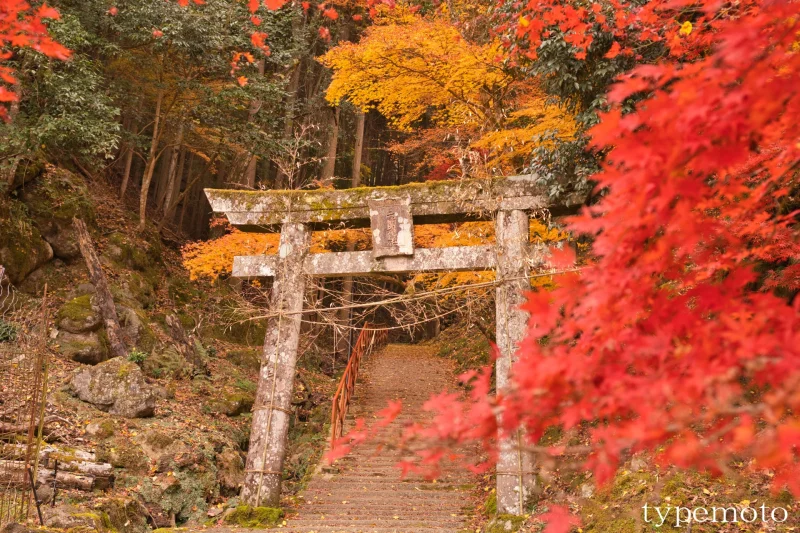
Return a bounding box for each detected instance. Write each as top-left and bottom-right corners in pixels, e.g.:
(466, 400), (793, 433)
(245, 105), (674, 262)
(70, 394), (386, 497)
(205, 176), (581, 513)
(495, 209), (535, 514)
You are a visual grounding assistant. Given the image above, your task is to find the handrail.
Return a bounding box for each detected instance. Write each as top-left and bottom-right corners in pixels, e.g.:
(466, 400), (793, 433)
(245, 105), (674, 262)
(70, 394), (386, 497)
(330, 323), (388, 449)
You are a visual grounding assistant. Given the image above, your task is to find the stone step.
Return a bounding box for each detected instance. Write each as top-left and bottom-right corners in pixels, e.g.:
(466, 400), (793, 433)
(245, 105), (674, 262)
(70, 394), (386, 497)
(284, 518), (465, 528)
(281, 525), (459, 533)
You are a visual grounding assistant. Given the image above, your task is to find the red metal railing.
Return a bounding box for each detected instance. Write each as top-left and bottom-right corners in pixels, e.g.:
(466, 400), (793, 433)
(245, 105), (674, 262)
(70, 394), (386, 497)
(330, 323), (388, 449)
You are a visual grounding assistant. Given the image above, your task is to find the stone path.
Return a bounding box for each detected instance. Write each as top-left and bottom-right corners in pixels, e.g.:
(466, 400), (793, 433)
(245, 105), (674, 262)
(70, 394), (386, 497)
(203, 343), (477, 533)
(281, 343), (475, 533)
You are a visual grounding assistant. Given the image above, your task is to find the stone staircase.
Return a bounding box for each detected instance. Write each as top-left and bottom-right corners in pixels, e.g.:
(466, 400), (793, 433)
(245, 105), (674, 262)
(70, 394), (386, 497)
(281, 343), (475, 533)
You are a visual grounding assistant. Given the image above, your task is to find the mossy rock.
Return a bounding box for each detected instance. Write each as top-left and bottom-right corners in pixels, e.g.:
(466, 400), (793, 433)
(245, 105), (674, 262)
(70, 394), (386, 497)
(117, 305), (157, 352)
(20, 166), (95, 260)
(22, 166), (94, 222)
(224, 505), (283, 528)
(483, 514), (526, 533)
(96, 497), (149, 533)
(85, 418), (116, 440)
(43, 505), (112, 532)
(483, 491), (497, 517)
(216, 447), (245, 496)
(106, 233), (156, 272)
(6, 155), (46, 191)
(206, 319), (267, 346)
(205, 391), (255, 417)
(57, 294), (102, 333)
(96, 438), (149, 472)
(0, 194), (53, 284)
(227, 348), (261, 370)
(138, 468), (219, 524)
(58, 330), (109, 365)
(145, 429), (176, 451)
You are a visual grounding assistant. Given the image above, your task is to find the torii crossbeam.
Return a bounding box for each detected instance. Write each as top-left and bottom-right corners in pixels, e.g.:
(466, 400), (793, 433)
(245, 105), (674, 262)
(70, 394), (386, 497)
(205, 176), (581, 515)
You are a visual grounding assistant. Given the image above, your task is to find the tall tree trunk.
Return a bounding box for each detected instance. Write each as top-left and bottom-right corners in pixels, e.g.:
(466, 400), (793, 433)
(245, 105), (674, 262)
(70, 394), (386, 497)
(138, 89), (165, 232)
(334, 109), (365, 356)
(119, 141), (135, 199)
(320, 106), (340, 183)
(276, 60), (302, 189)
(162, 122), (185, 217)
(243, 59), (267, 189)
(154, 147), (172, 211)
(178, 154), (195, 230)
(351, 111), (365, 187)
(120, 97), (143, 199)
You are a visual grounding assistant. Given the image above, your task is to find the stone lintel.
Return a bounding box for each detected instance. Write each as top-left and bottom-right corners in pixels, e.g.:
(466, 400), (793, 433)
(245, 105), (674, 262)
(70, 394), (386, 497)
(205, 176), (583, 231)
(232, 245), (498, 279)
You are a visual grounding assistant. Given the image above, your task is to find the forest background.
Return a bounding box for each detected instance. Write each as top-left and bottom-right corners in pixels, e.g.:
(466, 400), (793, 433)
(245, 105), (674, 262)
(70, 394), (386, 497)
(1, 0), (800, 531)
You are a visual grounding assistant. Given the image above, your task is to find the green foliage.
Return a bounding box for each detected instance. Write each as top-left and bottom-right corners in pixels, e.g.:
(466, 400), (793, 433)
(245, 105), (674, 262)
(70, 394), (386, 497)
(0, 13), (120, 161)
(521, 23), (655, 199)
(127, 348), (148, 365)
(224, 505), (283, 528)
(0, 319), (18, 343)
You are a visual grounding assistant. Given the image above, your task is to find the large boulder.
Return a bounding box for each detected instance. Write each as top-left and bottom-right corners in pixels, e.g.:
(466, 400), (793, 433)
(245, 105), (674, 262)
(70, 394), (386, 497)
(205, 391), (255, 417)
(20, 166), (95, 261)
(0, 203), (53, 284)
(57, 294), (102, 333)
(70, 357), (156, 418)
(57, 330), (109, 365)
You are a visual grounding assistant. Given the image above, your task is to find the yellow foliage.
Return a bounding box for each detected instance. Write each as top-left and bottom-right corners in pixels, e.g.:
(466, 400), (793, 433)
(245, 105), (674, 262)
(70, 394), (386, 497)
(182, 228), (373, 281)
(474, 90), (577, 172)
(320, 17), (511, 132)
(319, 13), (576, 175)
(183, 221), (565, 289)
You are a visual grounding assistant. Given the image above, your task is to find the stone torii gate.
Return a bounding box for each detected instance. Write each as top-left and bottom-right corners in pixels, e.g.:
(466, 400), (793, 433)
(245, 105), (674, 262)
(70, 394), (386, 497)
(205, 176), (578, 515)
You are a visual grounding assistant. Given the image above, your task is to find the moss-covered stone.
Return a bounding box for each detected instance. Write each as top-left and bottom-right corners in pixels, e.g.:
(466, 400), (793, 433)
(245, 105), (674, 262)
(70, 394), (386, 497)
(138, 466), (219, 524)
(96, 437), (149, 473)
(167, 277), (198, 305)
(0, 194), (53, 284)
(205, 391), (255, 417)
(57, 294), (102, 333)
(117, 305), (157, 352)
(58, 330), (109, 365)
(106, 233), (156, 272)
(483, 514), (525, 533)
(96, 497), (149, 533)
(144, 429), (175, 451)
(205, 319), (267, 346)
(43, 505), (112, 532)
(84, 418), (116, 439)
(22, 166), (95, 222)
(227, 348), (261, 370)
(224, 505), (283, 528)
(19, 166), (95, 261)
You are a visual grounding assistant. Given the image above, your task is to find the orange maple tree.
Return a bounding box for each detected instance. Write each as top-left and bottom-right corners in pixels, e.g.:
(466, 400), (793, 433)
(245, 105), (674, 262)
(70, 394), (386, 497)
(0, 1), (70, 121)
